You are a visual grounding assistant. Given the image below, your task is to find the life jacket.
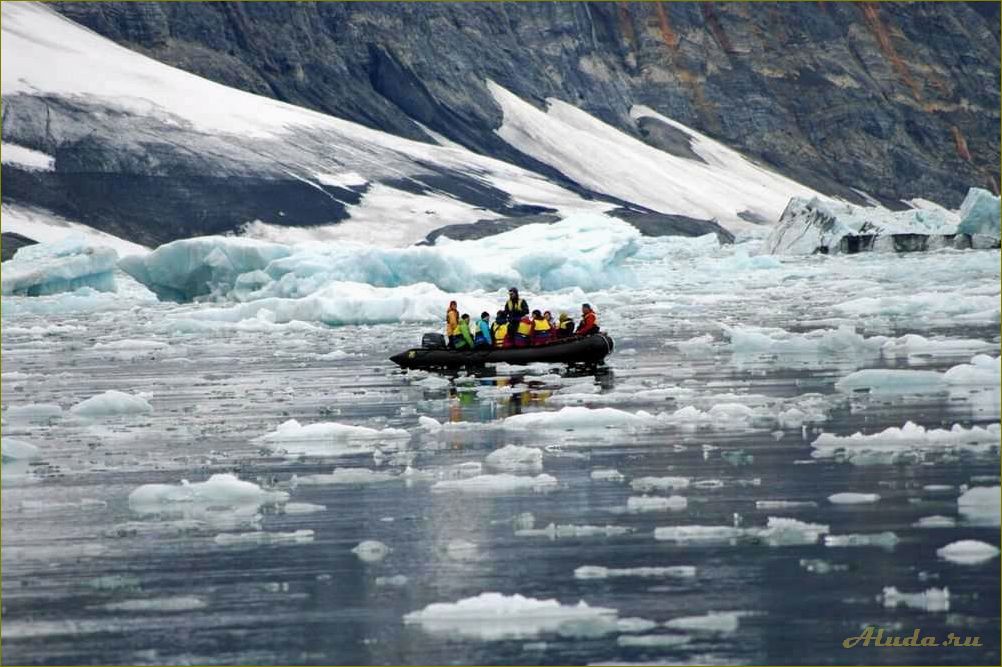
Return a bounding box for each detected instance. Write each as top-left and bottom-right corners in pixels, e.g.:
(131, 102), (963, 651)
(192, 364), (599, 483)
(506, 297), (527, 315)
(533, 318), (551, 332)
(577, 311), (597, 334)
(516, 316), (533, 337)
(493, 322), (508, 346)
(558, 319), (574, 336)
(445, 308), (459, 336)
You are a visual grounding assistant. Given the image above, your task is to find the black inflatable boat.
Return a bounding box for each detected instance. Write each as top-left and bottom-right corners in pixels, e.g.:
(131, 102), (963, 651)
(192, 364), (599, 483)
(390, 332), (614, 369)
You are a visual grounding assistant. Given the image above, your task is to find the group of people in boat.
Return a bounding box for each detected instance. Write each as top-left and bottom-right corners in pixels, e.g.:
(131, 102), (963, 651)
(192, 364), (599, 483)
(445, 287), (599, 350)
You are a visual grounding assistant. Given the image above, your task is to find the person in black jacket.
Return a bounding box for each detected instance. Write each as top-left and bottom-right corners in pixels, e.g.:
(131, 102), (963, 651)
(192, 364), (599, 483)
(502, 287), (529, 321)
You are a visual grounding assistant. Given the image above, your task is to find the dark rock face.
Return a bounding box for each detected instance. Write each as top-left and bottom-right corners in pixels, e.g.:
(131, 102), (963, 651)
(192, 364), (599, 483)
(52, 1), (1000, 207)
(1, 232), (38, 262)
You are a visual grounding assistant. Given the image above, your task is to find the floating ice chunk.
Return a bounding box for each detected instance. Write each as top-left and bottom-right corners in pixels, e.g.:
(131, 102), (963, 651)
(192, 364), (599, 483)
(881, 586), (950, 612)
(665, 611), (742, 634)
(956, 187), (1001, 239)
(444, 539), (479, 561)
(3, 403), (63, 422)
(574, 565), (696, 580)
(811, 422), (1000, 462)
(485, 445), (543, 472)
(1, 437), (41, 461)
(957, 486), (1000, 526)
(724, 324), (884, 356)
(626, 495), (687, 513)
(2, 237), (118, 296)
(943, 355), (1000, 386)
(617, 634), (690, 647)
(431, 473), (558, 494)
(631, 476), (691, 492)
(375, 574), (409, 588)
(403, 592), (618, 640)
(653, 526), (743, 544)
(752, 517), (829, 546)
(835, 369), (945, 394)
(615, 618), (661, 634)
(765, 196), (959, 255)
(936, 539), (1000, 565)
(293, 468), (398, 486)
(413, 375), (451, 390)
(256, 418), (408, 449)
(283, 503), (327, 514)
(755, 500), (817, 510)
(880, 334), (995, 357)
(824, 532), (899, 549)
(128, 473), (288, 511)
(913, 515), (956, 528)
(517, 523), (632, 539)
(102, 596), (207, 612)
(828, 493), (880, 505)
(118, 236), (291, 301)
(352, 540), (391, 562)
(214, 529), (314, 547)
(502, 406), (656, 431)
(799, 559), (847, 575)
(70, 390), (153, 417)
(590, 469), (625, 482)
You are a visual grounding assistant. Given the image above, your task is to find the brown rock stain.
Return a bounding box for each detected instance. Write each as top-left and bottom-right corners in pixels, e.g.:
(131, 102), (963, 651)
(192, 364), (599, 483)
(654, 2), (679, 51)
(858, 2), (922, 102)
(951, 125), (972, 162)
(618, 3), (637, 48)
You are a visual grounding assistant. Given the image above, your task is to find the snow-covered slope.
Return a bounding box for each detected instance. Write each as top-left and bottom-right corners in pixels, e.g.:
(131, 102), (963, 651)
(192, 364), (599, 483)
(1, 2), (834, 250)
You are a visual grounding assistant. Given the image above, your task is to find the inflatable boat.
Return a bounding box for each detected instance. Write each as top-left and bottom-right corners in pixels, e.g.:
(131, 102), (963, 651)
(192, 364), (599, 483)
(390, 332), (614, 369)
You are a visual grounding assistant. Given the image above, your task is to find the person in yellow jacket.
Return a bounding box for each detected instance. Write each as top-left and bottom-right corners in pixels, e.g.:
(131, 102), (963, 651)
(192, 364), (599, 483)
(530, 309), (552, 345)
(491, 311), (509, 348)
(445, 300), (459, 346)
(513, 313), (533, 347)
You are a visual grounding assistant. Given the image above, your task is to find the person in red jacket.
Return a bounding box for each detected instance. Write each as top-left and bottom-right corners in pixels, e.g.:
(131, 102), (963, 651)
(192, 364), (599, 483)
(575, 303), (599, 336)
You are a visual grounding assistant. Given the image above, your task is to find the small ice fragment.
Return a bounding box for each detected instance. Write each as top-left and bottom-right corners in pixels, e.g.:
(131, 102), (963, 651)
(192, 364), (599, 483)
(824, 532), (899, 549)
(352, 540), (391, 562)
(283, 502), (327, 514)
(375, 575), (409, 588)
(665, 611), (742, 634)
(214, 529), (314, 547)
(936, 540), (999, 565)
(102, 596), (207, 612)
(626, 495), (687, 512)
(881, 586), (950, 612)
(828, 492), (880, 505)
(590, 469), (625, 482)
(70, 390), (153, 417)
(913, 515), (955, 528)
(485, 445), (543, 472)
(617, 633), (690, 647)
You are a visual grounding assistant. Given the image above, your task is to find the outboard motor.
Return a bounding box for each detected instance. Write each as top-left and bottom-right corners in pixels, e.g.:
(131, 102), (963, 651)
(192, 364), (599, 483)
(421, 332), (447, 349)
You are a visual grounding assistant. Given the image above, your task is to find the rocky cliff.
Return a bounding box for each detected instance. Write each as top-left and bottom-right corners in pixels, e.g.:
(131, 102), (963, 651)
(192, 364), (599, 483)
(3, 2), (998, 246)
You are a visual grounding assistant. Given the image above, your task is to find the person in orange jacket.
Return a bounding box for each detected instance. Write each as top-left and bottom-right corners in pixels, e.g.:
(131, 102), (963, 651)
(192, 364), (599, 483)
(445, 301), (460, 347)
(575, 303), (599, 336)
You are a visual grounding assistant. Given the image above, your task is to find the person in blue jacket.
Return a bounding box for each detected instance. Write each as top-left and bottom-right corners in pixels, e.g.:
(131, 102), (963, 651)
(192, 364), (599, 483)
(474, 311), (493, 348)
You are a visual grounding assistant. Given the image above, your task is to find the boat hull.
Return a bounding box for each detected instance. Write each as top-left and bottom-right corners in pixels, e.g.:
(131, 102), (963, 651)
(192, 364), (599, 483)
(390, 333), (614, 369)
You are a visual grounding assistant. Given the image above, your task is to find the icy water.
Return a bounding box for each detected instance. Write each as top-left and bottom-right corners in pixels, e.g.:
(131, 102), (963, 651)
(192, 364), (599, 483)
(2, 240), (1000, 665)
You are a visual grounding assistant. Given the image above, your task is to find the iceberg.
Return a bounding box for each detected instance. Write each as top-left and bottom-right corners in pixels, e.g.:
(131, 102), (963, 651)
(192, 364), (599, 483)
(2, 236), (118, 296)
(765, 196), (961, 255)
(120, 213), (640, 303)
(484, 445), (543, 472)
(956, 187), (1001, 240)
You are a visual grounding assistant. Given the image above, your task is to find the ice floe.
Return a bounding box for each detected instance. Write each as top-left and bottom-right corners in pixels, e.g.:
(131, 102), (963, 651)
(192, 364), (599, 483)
(1, 437), (41, 460)
(292, 468), (399, 486)
(128, 474), (288, 512)
(654, 518), (829, 547)
(957, 486), (1000, 526)
(431, 473), (558, 494)
(70, 390), (153, 417)
(626, 496), (688, 513)
(403, 592), (618, 640)
(828, 493), (880, 505)
(484, 445), (543, 472)
(214, 530), (314, 547)
(574, 565), (696, 580)
(881, 586), (950, 612)
(811, 422), (1000, 463)
(255, 418), (409, 456)
(664, 611), (743, 634)
(101, 596), (207, 613)
(824, 532), (899, 549)
(936, 539), (1000, 565)
(516, 524), (632, 539)
(352, 540), (391, 562)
